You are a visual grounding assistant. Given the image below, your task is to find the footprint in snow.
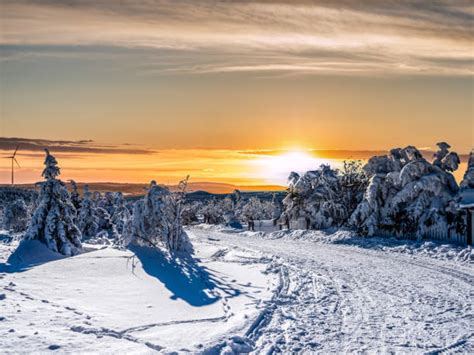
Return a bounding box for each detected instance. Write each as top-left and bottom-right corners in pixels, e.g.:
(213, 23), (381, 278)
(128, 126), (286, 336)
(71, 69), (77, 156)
(48, 345), (61, 350)
(0, 294), (6, 300)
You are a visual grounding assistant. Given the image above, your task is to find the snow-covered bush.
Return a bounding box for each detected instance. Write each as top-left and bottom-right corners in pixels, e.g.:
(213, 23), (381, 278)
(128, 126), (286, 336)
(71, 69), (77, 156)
(350, 143), (461, 238)
(24, 149), (82, 256)
(124, 179), (192, 253)
(3, 199), (29, 233)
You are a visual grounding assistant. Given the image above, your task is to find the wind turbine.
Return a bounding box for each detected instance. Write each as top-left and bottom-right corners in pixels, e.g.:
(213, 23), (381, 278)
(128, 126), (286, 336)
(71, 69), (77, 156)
(5, 145), (21, 185)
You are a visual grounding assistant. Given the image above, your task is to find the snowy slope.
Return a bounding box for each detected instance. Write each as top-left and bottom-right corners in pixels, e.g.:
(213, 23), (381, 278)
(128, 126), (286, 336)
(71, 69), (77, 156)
(0, 237), (276, 353)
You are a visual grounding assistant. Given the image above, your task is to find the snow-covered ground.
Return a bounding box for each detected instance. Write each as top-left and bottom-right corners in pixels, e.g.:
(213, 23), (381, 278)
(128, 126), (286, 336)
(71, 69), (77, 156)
(0, 232), (276, 353)
(1, 227), (473, 353)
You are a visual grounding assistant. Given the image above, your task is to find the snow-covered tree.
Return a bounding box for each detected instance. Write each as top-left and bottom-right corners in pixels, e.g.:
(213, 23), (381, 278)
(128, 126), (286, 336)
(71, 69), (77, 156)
(24, 149), (82, 256)
(282, 162), (366, 230)
(460, 151), (474, 189)
(111, 192), (131, 236)
(3, 198), (29, 233)
(98, 192), (116, 216)
(350, 143), (460, 238)
(181, 201), (202, 225)
(124, 179), (192, 253)
(69, 180), (82, 211)
(96, 206), (119, 241)
(77, 185), (99, 240)
(240, 197), (265, 231)
(201, 198), (225, 224)
(270, 193), (282, 226)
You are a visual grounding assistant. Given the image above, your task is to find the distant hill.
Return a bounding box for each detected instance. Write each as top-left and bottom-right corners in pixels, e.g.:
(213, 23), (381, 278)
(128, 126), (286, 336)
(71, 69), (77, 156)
(0, 181), (285, 195)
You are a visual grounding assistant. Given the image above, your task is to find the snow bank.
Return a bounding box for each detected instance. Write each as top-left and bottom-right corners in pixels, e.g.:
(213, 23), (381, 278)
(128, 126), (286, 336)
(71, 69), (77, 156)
(197, 223), (474, 265)
(1, 240), (64, 272)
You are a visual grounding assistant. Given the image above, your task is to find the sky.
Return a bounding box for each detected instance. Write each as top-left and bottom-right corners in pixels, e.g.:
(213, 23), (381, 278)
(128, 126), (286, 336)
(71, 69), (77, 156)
(0, 1), (472, 186)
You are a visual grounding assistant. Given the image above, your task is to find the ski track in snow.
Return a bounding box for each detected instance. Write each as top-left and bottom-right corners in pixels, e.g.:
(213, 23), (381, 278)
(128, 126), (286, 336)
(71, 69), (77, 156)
(190, 229), (474, 354)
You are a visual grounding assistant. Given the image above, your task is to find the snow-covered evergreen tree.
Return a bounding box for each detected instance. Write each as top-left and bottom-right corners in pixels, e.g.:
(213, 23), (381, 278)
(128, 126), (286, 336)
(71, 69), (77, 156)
(98, 192), (116, 216)
(69, 180), (82, 212)
(24, 149), (82, 256)
(111, 192), (131, 236)
(77, 185), (99, 240)
(3, 198), (29, 233)
(96, 206), (119, 241)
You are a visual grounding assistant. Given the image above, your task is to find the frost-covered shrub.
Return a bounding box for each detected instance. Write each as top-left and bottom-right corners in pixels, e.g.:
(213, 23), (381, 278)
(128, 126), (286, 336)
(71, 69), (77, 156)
(24, 149), (82, 256)
(350, 143), (461, 238)
(3, 199), (29, 233)
(124, 179), (192, 253)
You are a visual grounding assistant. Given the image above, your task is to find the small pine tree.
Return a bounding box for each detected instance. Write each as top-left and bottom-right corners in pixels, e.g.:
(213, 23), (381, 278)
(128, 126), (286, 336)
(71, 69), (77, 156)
(25, 149), (82, 256)
(77, 185), (99, 240)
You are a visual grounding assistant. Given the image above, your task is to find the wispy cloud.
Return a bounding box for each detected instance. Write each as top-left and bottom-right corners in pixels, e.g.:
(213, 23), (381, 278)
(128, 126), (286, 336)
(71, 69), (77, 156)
(1, 1), (472, 76)
(0, 137), (156, 155)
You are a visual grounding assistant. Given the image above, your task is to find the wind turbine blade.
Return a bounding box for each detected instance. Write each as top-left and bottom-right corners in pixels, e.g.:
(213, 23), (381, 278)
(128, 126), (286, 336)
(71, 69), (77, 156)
(13, 145), (19, 157)
(14, 158), (21, 168)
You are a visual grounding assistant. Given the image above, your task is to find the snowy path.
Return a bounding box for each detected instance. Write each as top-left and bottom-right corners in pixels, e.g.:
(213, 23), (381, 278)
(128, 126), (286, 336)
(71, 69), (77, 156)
(189, 228), (474, 354)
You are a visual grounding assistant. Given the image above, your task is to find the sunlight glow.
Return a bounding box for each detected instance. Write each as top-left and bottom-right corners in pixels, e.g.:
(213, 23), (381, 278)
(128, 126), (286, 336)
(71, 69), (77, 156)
(253, 149), (331, 185)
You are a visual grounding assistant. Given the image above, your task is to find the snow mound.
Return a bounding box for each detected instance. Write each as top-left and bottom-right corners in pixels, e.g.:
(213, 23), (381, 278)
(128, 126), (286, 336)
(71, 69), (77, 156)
(2, 240), (64, 272)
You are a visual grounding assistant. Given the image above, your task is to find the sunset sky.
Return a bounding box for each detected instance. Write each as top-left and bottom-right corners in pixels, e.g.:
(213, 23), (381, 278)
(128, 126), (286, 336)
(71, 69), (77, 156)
(0, 1), (472, 186)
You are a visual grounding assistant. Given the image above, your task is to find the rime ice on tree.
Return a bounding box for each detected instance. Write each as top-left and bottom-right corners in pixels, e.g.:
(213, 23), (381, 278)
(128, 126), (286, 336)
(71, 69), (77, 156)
(350, 143), (460, 237)
(24, 149), (82, 256)
(282, 162), (367, 230)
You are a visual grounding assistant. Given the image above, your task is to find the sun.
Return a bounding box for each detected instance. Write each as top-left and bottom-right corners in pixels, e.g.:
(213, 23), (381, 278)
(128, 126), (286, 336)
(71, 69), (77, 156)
(253, 149), (331, 185)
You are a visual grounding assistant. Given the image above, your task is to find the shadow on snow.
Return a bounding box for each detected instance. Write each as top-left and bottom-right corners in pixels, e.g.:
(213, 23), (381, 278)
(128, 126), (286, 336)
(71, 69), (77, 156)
(128, 245), (241, 307)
